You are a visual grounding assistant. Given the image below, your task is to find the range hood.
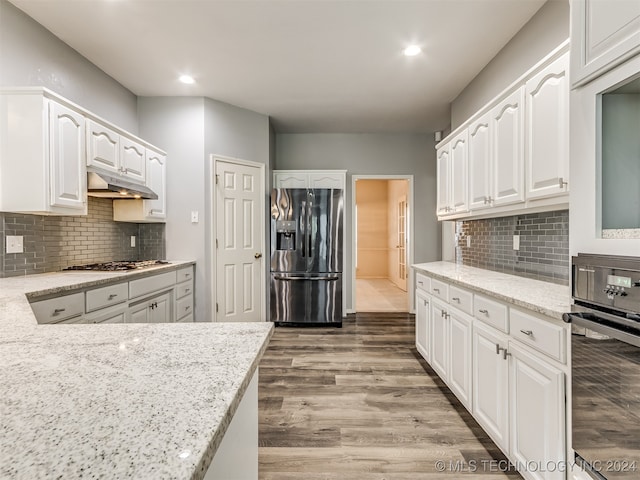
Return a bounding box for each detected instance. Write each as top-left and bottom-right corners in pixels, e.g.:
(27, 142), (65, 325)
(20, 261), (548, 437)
(87, 168), (158, 200)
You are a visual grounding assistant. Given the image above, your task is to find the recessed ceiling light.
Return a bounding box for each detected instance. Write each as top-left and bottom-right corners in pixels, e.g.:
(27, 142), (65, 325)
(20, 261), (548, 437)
(403, 45), (422, 57)
(179, 75), (195, 84)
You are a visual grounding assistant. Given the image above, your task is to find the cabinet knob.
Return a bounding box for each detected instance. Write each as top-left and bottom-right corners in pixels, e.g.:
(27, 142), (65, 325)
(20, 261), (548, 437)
(479, 309), (489, 315)
(520, 329), (533, 336)
(433, 288), (440, 293)
(108, 294), (118, 300)
(452, 297), (460, 302)
(53, 308), (66, 315)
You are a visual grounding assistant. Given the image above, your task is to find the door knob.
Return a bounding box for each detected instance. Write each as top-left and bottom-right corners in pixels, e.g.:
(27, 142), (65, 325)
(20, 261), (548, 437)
(254, 253), (263, 259)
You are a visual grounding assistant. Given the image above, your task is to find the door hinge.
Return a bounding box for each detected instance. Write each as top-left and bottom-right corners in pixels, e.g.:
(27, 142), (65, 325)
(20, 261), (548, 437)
(216, 303), (219, 313)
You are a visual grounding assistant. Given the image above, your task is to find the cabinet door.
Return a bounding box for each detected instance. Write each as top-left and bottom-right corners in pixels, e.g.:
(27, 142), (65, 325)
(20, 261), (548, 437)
(273, 172), (308, 188)
(415, 289), (430, 363)
(525, 53), (569, 200)
(308, 172), (344, 189)
(468, 114), (492, 210)
(120, 137), (146, 183)
(509, 342), (565, 480)
(449, 309), (472, 411)
(571, 0), (640, 86)
(145, 151), (166, 220)
(128, 302), (150, 323)
(450, 131), (468, 213)
(430, 298), (449, 381)
(87, 120), (119, 173)
(492, 87), (525, 206)
(150, 291), (173, 323)
(49, 101), (86, 210)
(436, 144), (451, 215)
(472, 322), (509, 452)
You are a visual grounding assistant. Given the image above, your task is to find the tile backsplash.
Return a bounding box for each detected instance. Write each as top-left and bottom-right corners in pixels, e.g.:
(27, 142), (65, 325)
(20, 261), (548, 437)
(455, 210), (569, 285)
(0, 197), (165, 278)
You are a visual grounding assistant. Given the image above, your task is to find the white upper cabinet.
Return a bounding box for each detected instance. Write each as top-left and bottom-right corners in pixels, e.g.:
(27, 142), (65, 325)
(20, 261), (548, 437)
(450, 131), (469, 214)
(119, 137), (146, 184)
(436, 142), (451, 215)
(525, 52), (569, 200)
(571, 0), (640, 87)
(273, 170), (346, 190)
(0, 90), (87, 215)
(492, 86), (525, 206)
(468, 113), (492, 211)
(87, 120), (119, 173)
(49, 102), (86, 210)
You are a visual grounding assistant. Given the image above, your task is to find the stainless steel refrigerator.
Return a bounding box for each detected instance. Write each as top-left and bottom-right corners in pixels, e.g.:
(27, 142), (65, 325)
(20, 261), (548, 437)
(270, 188), (343, 326)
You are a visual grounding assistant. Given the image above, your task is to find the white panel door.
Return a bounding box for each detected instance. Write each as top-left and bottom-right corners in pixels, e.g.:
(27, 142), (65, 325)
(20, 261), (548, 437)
(468, 113), (492, 210)
(492, 87), (525, 206)
(216, 160), (263, 322)
(449, 309), (472, 411)
(120, 137), (146, 183)
(87, 120), (119, 173)
(450, 131), (468, 213)
(430, 298), (449, 381)
(415, 289), (430, 363)
(436, 143), (451, 215)
(525, 53), (569, 200)
(509, 342), (565, 480)
(472, 321), (509, 452)
(49, 101), (86, 210)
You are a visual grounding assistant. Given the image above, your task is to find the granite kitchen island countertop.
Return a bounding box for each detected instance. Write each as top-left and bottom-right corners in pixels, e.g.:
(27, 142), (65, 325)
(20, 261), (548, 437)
(0, 265), (273, 480)
(412, 261), (571, 320)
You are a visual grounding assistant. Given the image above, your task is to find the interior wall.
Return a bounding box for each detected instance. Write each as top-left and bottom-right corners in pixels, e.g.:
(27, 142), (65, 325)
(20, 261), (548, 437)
(450, 0), (570, 129)
(0, 0), (138, 132)
(355, 180), (389, 279)
(275, 133), (440, 312)
(387, 179), (409, 290)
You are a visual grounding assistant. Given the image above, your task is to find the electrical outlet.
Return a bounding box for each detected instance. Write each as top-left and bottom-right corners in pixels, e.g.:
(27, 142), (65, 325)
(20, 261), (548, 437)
(513, 235), (520, 251)
(466, 235), (471, 248)
(191, 211), (199, 223)
(130, 236), (136, 248)
(6, 235), (24, 254)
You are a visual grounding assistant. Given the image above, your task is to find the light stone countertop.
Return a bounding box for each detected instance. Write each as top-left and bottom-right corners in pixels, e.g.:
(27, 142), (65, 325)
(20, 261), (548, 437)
(412, 261), (571, 320)
(0, 263), (274, 480)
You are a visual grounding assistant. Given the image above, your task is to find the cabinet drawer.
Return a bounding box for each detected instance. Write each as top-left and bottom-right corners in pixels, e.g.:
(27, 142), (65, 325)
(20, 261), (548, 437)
(177, 313), (193, 323)
(416, 273), (431, 293)
(31, 292), (84, 324)
(449, 285), (473, 316)
(176, 266), (194, 284)
(175, 280), (193, 300)
(430, 278), (449, 302)
(510, 308), (566, 364)
(474, 295), (508, 333)
(176, 294), (194, 320)
(85, 304), (127, 324)
(85, 282), (128, 312)
(129, 271), (176, 299)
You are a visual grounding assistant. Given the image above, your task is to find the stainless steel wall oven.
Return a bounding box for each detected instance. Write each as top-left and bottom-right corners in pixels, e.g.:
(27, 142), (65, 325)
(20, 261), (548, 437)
(563, 254), (640, 479)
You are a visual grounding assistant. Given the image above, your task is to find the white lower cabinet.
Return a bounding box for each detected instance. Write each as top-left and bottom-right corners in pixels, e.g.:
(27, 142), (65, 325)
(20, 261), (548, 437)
(415, 288), (430, 362)
(128, 290), (173, 323)
(414, 270), (567, 480)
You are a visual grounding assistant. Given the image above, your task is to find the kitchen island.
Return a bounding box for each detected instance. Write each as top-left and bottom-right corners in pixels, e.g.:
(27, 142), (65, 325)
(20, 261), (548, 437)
(0, 266), (273, 480)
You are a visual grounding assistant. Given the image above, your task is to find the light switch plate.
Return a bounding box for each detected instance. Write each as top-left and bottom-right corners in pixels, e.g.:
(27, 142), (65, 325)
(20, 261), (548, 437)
(466, 235), (471, 248)
(513, 235), (520, 251)
(6, 235), (24, 254)
(130, 236), (136, 248)
(191, 211), (199, 223)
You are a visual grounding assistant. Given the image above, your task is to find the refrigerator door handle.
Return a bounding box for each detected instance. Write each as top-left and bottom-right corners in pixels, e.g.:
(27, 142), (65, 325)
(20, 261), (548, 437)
(300, 200), (306, 257)
(274, 275), (340, 282)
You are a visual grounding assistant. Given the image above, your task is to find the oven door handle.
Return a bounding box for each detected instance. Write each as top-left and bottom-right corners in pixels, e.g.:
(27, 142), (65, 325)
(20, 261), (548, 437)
(564, 312), (640, 348)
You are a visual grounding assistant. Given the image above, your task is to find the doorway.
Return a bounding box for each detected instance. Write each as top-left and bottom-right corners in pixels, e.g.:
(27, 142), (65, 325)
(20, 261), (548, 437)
(352, 176), (412, 313)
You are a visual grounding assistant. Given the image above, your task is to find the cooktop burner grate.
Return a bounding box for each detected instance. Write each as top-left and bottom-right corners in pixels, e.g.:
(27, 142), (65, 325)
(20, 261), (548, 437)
(63, 260), (169, 271)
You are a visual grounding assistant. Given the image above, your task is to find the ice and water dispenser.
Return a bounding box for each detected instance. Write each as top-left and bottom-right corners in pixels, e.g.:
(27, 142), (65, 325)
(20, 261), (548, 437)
(275, 220), (296, 251)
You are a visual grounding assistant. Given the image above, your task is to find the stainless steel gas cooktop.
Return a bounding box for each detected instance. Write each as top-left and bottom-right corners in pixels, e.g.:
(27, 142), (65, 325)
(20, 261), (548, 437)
(63, 260), (169, 271)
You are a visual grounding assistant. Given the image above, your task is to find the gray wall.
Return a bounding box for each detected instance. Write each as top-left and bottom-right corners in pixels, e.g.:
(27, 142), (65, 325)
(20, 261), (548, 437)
(451, 0), (570, 129)
(138, 97), (271, 322)
(0, 0), (138, 132)
(275, 133), (440, 311)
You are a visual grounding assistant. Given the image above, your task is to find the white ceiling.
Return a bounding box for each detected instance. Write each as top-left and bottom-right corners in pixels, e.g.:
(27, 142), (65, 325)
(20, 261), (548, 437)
(9, 0), (547, 133)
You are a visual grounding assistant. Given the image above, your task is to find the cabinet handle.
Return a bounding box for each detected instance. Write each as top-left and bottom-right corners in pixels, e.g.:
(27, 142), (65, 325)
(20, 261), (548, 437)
(479, 309), (489, 315)
(558, 177), (568, 189)
(108, 294), (118, 300)
(418, 281), (423, 286)
(452, 297), (460, 302)
(433, 288), (440, 293)
(53, 308), (66, 315)
(149, 209), (160, 215)
(185, 288), (190, 293)
(520, 329), (533, 336)
(423, 300), (427, 306)
(185, 306), (191, 311)
(495, 343), (505, 355)
(503, 349), (511, 361)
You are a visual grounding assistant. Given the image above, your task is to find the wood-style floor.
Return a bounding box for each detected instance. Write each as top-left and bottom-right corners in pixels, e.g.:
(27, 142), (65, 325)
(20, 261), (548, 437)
(356, 279), (408, 312)
(258, 313), (521, 479)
